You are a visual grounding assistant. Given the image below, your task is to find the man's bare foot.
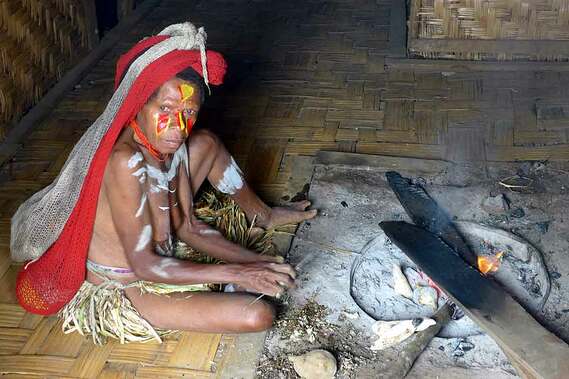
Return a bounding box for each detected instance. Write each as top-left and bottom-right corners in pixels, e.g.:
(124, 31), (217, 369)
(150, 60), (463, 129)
(258, 200), (317, 229)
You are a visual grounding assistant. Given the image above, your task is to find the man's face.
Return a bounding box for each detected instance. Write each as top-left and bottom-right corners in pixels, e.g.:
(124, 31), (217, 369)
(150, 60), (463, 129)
(137, 77), (201, 154)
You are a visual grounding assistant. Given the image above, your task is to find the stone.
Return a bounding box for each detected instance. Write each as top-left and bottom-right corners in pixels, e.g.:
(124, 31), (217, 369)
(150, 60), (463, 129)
(371, 318), (436, 351)
(393, 263), (413, 299)
(289, 349), (337, 379)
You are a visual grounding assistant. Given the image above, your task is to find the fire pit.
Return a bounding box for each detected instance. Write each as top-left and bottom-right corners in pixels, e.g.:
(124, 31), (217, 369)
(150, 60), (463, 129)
(260, 153), (569, 378)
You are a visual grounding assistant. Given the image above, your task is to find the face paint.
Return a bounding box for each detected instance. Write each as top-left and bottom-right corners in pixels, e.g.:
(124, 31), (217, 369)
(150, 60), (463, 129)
(154, 111), (193, 137)
(177, 111), (186, 133)
(179, 83), (194, 102)
(155, 113), (171, 136)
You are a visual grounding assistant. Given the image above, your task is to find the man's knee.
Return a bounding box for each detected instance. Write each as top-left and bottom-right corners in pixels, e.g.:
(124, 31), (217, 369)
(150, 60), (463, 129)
(188, 129), (220, 153)
(243, 301), (275, 331)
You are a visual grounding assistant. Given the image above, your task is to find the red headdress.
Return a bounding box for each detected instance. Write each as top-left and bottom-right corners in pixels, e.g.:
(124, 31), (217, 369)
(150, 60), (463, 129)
(11, 23), (227, 315)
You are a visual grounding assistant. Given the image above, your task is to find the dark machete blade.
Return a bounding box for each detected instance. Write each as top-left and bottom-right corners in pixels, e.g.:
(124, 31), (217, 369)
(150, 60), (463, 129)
(385, 171), (477, 268)
(380, 221), (504, 313)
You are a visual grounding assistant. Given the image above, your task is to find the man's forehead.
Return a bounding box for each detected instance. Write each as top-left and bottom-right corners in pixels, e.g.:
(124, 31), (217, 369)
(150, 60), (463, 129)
(156, 79), (199, 101)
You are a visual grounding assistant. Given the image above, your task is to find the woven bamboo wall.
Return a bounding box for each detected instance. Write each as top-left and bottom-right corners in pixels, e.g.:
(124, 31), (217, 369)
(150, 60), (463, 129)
(409, 0), (569, 61)
(0, 0), (94, 139)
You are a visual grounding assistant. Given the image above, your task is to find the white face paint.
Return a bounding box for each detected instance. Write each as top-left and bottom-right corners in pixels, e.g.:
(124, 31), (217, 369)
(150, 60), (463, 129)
(134, 224), (152, 252)
(158, 206), (169, 211)
(128, 152), (144, 169)
(215, 157), (244, 195)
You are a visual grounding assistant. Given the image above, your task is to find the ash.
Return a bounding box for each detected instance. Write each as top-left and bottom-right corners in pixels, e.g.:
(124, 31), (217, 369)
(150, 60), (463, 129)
(259, 299), (376, 378)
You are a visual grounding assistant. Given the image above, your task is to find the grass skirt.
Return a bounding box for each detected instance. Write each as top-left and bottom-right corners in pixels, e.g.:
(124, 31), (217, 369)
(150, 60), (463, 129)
(60, 279), (207, 345)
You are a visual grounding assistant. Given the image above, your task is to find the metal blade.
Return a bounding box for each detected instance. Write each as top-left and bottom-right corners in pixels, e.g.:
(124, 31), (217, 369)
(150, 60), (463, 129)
(379, 221), (504, 313)
(385, 171), (477, 267)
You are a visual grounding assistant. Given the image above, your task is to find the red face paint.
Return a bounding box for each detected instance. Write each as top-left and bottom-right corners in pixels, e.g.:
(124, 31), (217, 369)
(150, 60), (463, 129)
(155, 111), (194, 137)
(155, 113), (171, 136)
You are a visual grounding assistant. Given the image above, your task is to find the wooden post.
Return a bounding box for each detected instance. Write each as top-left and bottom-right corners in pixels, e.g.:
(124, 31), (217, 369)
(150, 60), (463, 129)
(117, 0), (136, 20)
(80, 0), (99, 50)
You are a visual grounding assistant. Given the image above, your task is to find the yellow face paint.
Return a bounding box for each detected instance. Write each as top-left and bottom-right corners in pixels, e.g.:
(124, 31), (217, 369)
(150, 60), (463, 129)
(177, 111), (186, 133)
(179, 83), (194, 103)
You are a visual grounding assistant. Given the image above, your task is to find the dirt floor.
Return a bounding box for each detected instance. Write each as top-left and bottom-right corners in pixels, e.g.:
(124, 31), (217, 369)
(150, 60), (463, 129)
(257, 152), (569, 378)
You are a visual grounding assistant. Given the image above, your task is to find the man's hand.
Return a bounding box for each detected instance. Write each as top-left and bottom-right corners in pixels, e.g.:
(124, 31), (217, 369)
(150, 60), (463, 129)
(232, 262), (296, 297)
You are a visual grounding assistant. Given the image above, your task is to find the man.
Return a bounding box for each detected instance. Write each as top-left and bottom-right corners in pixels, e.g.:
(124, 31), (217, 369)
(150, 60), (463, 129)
(11, 22), (315, 343)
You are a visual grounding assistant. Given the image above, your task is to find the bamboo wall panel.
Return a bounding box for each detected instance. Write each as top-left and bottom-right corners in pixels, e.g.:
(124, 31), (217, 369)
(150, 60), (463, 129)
(0, 0), (94, 139)
(409, 0), (569, 60)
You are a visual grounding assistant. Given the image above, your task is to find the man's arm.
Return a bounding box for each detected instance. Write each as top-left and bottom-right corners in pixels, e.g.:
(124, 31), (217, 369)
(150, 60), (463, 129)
(104, 147), (292, 296)
(172, 157), (282, 264)
(176, 216), (283, 263)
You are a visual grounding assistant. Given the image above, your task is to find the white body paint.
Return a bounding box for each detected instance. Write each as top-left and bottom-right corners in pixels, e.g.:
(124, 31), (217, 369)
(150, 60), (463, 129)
(130, 145), (188, 191)
(199, 228), (221, 235)
(130, 145), (188, 218)
(127, 152), (144, 169)
(215, 157), (244, 195)
(135, 193), (148, 218)
(135, 224), (152, 252)
(149, 258), (180, 277)
(132, 167), (147, 183)
(144, 145), (188, 191)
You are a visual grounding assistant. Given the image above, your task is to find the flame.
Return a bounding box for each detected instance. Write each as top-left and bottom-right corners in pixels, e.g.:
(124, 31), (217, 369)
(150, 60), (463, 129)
(477, 251), (504, 274)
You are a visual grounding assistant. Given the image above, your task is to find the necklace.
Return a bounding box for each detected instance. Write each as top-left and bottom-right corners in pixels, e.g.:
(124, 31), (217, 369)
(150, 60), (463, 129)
(130, 119), (165, 162)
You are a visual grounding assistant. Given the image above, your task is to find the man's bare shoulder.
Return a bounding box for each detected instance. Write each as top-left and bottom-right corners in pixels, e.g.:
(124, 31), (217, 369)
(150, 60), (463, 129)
(109, 140), (145, 170)
(105, 141), (145, 186)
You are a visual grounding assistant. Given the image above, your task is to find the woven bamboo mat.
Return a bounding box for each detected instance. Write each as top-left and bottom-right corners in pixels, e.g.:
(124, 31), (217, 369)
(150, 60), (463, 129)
(2, 0), (569, 376)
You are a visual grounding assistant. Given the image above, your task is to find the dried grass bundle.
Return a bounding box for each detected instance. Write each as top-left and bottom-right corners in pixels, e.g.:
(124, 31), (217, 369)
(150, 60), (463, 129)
(175, 188), (276, 262)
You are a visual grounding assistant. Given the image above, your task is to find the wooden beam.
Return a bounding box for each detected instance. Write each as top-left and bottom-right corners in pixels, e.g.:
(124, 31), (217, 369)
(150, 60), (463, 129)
(381, 221), (569, 379)
(385, 57), (569, 72)
(315, 151), (452, 174)
(409, 38), (569, 57)
(387, 0), (407, 56)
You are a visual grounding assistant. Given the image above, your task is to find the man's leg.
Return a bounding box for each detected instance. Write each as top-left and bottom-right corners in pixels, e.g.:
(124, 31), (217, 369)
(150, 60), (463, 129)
(187, 129), (316, 228)
(126, 287), (274, 332)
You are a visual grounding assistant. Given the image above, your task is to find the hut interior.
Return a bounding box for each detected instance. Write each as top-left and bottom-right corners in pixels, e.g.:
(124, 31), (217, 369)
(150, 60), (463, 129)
(2, 0), (569, 378)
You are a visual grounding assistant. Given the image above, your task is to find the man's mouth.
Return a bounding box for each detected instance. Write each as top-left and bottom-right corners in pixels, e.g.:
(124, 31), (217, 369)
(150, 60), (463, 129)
(163, 139), (184, 147)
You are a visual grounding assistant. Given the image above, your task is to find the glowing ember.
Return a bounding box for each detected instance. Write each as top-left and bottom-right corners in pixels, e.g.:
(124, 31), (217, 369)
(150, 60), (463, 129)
(477, 251), (504, 274)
